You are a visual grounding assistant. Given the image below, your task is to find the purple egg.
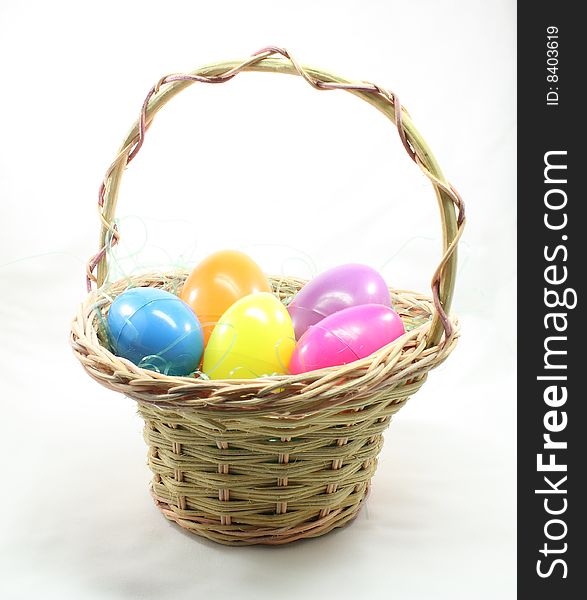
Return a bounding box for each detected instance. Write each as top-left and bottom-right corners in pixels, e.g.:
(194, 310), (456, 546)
(287, 264), (392, 339)
(289, 304), (405, 374)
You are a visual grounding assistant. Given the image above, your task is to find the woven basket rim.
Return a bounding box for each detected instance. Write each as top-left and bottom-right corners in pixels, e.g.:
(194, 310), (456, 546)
(71, 271), (459, 414)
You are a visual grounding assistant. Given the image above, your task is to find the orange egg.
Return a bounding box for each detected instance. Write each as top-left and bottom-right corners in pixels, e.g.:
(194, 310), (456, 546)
(180, 250), (271, 345)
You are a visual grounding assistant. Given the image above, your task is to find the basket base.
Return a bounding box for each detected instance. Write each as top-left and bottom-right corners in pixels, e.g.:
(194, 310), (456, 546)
(150, 484), (370, 546)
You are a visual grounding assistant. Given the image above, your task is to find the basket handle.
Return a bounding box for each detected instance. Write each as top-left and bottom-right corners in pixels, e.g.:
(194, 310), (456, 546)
(87, 46), (465, 349)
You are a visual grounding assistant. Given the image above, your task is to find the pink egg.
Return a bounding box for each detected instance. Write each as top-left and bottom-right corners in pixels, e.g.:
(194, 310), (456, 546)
(289, 304), (405, 374)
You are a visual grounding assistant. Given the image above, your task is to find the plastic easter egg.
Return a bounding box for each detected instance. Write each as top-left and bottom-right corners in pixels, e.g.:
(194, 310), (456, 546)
(203, 292), (295, 379)
(289, 304), (405, 375)
(107, 287), (204, 376)
(180, 249), (271, 345)
(287, 264), (392, 339)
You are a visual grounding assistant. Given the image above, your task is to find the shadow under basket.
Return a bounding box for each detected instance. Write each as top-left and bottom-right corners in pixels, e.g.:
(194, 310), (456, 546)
(70, 47), (465, 546)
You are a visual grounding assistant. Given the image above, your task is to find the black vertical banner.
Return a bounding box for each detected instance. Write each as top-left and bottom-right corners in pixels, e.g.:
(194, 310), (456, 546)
(518, 2), (584, 597)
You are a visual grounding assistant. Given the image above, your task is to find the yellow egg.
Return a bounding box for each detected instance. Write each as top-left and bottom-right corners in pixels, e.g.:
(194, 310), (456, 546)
(202, 292), (295, 379)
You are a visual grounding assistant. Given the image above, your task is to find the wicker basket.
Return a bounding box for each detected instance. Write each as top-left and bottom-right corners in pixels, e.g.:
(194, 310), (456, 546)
(71, 47), (465, 546)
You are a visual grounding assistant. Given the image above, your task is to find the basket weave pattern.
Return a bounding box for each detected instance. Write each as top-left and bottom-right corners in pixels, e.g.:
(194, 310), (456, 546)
(71, 47), (465, 545)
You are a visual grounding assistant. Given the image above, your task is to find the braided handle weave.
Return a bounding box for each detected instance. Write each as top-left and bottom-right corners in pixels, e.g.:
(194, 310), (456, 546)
(87, 46), (465, 348)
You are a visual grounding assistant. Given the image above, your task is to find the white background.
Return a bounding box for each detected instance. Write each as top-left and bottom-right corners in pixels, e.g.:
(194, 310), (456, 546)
(0, 1), (516, 599)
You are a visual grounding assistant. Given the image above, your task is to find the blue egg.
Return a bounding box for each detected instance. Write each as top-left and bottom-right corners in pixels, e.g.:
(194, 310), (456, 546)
(107, 287), (204, 376)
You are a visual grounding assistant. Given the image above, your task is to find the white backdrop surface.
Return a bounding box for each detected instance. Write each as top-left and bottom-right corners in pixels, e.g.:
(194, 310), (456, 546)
(0, 1), (516, 599)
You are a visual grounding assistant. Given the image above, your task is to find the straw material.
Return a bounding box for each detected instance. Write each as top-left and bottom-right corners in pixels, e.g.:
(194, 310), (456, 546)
(70, 47), (465, 545)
